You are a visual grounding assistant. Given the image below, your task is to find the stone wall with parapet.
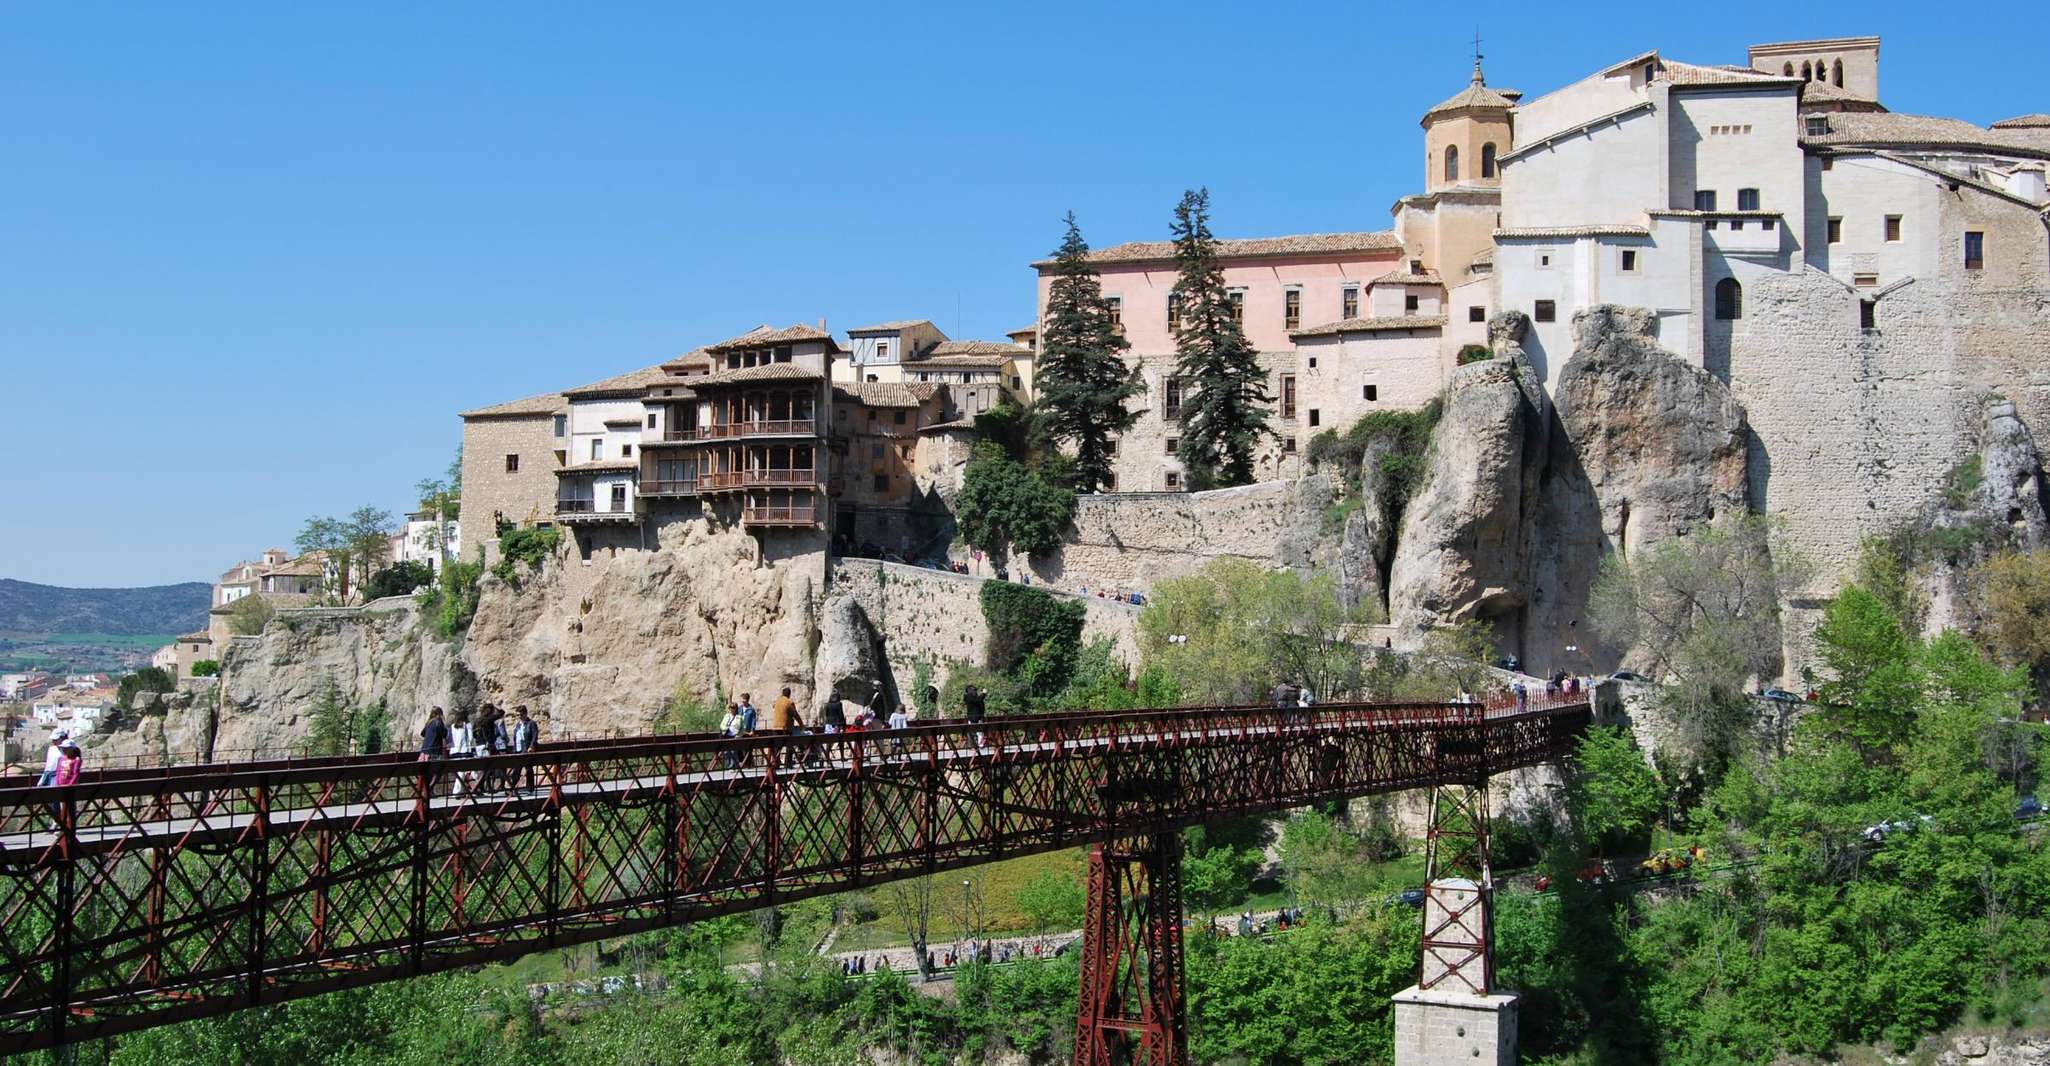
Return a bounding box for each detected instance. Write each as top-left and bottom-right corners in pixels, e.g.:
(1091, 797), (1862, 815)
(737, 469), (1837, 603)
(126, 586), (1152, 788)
(1029, 476), (1336, 594)
(830, 559), (1141, 693)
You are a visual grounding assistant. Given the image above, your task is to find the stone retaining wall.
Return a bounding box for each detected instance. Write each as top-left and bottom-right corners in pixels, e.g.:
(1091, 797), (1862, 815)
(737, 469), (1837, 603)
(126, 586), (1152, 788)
(1030, 477), (1335, 594)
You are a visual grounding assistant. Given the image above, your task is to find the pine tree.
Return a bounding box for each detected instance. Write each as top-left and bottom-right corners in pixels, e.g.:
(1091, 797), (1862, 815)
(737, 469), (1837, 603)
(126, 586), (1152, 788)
(1035, 212), (1141, 494)
(1170, 188), (1271, 488)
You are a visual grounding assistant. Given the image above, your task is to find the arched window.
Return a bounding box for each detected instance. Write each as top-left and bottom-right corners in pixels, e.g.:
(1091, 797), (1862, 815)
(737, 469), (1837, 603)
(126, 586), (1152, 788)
(1801, 61), (1812, 80)
(1481, 142), (1498, 178)
(1832, 59), (1844, 86)
(1782, 62), (1794, 75)
(1444, 145), (1459, 182)
(1714, 277), (1742, 320)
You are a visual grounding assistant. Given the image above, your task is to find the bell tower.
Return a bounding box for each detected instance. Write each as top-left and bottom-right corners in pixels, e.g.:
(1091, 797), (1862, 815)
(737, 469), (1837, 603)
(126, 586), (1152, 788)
(1421, 43), (1516, 194)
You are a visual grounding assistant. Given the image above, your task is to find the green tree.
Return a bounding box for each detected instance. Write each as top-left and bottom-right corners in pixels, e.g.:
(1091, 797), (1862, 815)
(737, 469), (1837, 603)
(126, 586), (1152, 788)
(344, 505), (397, 593)
(1976, 547), (2050, 705)
(954, 442), (1075, 565)
(293, 516), (354, 600)
(1140, 558), (1374, 703)
(1036, 212), (1142, 494)
(1812, 583), (1924, 754)
(305, 673), (354, 757)
(363, 560), (435, 600)
(115, 666), (174, 710)
(979, 580), (1085, 698)
(228, 593), (275, 636)
(1566, 726), (1662, 853)
(1277, 810), (1381, 916)
(1016, 868), (1085, 935)
(1169, 187), (1270, 488)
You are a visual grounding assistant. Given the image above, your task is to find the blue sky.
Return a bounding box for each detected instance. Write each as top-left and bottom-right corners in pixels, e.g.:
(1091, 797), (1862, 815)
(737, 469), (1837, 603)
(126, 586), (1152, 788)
(1, 3), (2036, 587)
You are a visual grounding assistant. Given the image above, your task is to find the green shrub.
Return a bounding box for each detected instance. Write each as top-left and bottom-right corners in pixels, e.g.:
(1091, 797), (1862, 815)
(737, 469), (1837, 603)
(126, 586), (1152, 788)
(227, 593), (275, 636)
(492, 525), (562, 582)
(363, 560), (434, 600)
(419, 559), (483, 638)
(1303, 399), (1442, 503)
(189, 660), (220, 678)
(1456, 343), (1494, 365)
(116, 667), (174, 710)
(979, 581), (1085, 697)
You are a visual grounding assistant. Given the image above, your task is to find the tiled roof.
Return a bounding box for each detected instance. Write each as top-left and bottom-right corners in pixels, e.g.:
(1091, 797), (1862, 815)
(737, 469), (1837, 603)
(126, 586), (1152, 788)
(1992, 114), (2050, 130)
(659, 347), (712, 374)
(177, 631), (212, 643)
(909, 352), (1012, 368)
(554, 460), (639, 476)
(1798, 79), (1884, 110)
(564, 365), (671, 399)
(1006, 324), (1038, 337)
(1801, 112), (2050, 158)
(1660, 60), (1802, 88)
(1468, 248), (1495, 269)
(1035, 231), (1399, 267)
(847, 319), (935, 333)
(928, 340), (1029, 358)
(1290, 315), (1448, 339)
(834, 382), (940, 408)
(260, 560), (324, 578)
(1494, 224), (1651, 239)
(918, 417), (979, 433)
(1367, 269), (1443, 287)
(687, 363), (826, 388)
(460, 390), (564, 419)
(1423, 67), (1519, 122)
(706, 323), (840, 352)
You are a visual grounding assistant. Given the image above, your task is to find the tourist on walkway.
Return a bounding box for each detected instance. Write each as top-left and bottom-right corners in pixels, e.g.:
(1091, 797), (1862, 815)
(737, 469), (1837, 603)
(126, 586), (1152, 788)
(418, 708), (450, 792)
(964, 684), (986, 747)
(1514, 681), (1528, 714)
(822, 693), (846, 734)
(45, 735), (82, 822)
(718, 702), (744, 770)
(770, 687), (806, 767)
(37, 730), (68, 787)
(449, 712), (475, 796)
(888, 703), (910, 757)
(511, 706), (539, 789)
(738, 693), (759, 737)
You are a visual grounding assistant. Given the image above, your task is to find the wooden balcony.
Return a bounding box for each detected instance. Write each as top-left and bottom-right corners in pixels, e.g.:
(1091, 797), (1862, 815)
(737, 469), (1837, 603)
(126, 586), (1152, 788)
(743, 502), (818, 527)
(641, 428), (701, 447)
(638, 479), (699, 497)
(703, 419), (816, 440)
(555, 499), (639, 524)
(699, 471), (746, 492)
(743, 469), (818, 487)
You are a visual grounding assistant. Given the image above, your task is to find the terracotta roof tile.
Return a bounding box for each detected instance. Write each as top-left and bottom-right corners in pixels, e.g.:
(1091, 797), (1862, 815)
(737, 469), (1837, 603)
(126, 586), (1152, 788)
(847, 319), (935, 333)
(705, 323), (840, 352)
(1801, 112), (2050, 158)
(928, 340), (1029, 357)
(833, 382), (940, 408)
(1036, 231), (1399, 268)
(460, 390), (564, 419)
(1991, 114), (2050, 130)
(1368, 269), (1443, 287)
(688, 363), (826, 388)
(1494, 224), (1651, 239)
(1290, 315), (1448, 338)
(563, 365), (671, 398)
(1660, 60), (1802, 88)
(1423, 68), (1519, 123)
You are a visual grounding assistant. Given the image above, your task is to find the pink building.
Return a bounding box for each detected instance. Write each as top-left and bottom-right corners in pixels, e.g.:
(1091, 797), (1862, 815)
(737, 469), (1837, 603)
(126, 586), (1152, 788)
(1032, 233), (1406, 490)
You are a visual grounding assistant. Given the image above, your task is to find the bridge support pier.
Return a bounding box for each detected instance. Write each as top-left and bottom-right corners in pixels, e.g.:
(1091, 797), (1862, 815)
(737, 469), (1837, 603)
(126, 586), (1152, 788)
(1394, 781), (1517, 1066)
(1074, 832), (1187, 1066)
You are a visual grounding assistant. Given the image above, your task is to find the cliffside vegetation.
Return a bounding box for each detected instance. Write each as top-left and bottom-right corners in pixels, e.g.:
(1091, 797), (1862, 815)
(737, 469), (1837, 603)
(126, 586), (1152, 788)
(955, 441), (1075, 564)
(1306, 400), (1441, 534)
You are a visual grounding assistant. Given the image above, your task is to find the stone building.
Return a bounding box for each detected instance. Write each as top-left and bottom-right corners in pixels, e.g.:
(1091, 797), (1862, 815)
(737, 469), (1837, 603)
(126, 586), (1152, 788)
(457, 389), (566, 563)
(827, 381), (954, 556)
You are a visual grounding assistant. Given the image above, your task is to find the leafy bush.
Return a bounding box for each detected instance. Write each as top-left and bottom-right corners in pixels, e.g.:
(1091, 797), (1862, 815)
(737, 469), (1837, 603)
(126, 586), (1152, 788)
(1456, 343), (1494, 365)
(227, 593), (274, 636)
(362, 560), (435, 600)
(189, 660), (220, 678)
(979, 581), (1085, 697)
(492, 525), (561, 582)
(938, 662), (1028, 717)
(1302, 400), (1442, 505)
(115, 667), (174, 710)
(418, 559), (483, 638)
(956, 442), (1076, 560)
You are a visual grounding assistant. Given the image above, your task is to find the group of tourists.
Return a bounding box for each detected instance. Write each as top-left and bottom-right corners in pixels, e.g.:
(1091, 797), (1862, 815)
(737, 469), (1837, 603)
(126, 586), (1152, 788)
(1510, 672), (1588, 712)
(709, 685), (953, 769)
(416, 704), (539, 794)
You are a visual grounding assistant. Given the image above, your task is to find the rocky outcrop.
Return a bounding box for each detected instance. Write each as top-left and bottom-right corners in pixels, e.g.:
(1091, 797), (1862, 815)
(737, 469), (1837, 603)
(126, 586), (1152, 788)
(811, 596), (892, 718)
(1906, 396), (2050, 637)
(1388, 306), (1752, 673)
(1386, 319), (1549, 638)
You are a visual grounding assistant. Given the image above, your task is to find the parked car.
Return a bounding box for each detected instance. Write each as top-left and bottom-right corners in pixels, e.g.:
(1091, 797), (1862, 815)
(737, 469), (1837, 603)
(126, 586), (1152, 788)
(1390, 888), (1427, 908)
(1609, 670), (1649, 683)
(2016, 795), (2042, 820)
(1760, 688), (1803, 703)
(1862, 814), (1932, 843)
(1638, 845), (1708, 876)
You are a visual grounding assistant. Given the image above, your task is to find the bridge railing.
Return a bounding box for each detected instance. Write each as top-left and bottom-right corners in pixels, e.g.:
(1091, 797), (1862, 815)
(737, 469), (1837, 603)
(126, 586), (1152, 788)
(0, 695), (1593, 1054)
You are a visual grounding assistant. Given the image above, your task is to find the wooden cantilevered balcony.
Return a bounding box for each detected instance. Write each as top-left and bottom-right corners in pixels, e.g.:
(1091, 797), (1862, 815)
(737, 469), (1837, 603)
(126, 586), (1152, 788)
(554, 499), (639, 524)
(637, 479), (698, 497)
(640, 427), (701, 448)
(703, 419), (816, 440)
(742, 501), (818, 527)
(699, 471), (746, 492)
(743, 468), (818, 488)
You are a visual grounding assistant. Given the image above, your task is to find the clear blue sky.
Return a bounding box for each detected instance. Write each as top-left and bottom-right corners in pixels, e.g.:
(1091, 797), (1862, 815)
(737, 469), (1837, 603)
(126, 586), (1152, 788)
(1, 3), (2034, 587)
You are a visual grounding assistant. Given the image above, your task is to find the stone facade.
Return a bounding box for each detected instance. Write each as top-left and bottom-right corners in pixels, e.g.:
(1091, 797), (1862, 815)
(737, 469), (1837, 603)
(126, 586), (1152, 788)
(1391, 986), (1518, 1066)
(830, 559), (1140, 698)
(459, 406), (564, 563)
(1031, 477), (1336, 594)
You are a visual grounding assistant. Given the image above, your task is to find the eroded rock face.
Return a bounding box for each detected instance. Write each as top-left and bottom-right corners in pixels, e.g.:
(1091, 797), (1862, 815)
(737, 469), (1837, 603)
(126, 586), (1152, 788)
(812, 595), (892, 718)
(1909, 397), (2050, 637)
(213, 599), (461, 754)
(1386, 349), (1548, 639)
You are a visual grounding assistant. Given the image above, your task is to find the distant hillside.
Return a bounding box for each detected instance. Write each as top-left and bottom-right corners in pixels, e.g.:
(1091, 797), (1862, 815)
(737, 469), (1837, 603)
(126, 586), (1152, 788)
(0, 579), (211, 637)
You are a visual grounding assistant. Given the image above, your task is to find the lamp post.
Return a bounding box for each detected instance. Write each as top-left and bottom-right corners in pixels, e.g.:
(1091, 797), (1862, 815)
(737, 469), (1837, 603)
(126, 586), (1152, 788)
(962, 879), (974, 959)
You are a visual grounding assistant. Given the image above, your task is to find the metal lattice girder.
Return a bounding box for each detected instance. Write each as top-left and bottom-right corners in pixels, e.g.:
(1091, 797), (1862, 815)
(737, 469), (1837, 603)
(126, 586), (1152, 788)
(1075, 832), (1187, 1066)
(1419, 781), (1496, 996)
(0, 694), (1591, 1054)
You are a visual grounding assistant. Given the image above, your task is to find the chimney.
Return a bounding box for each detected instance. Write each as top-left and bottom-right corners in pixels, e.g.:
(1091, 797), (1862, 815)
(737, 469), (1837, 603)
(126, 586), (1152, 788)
(817, 318), (826, 331)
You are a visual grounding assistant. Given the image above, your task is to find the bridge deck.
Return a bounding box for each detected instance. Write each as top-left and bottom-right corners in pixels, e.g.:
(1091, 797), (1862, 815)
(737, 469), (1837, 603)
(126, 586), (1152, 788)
(0, 697), (1592, 1054)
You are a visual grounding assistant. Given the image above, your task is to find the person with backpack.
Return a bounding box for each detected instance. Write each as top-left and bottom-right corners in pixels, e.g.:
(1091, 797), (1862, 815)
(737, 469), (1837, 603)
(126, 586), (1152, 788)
(511, 706), (539, 790)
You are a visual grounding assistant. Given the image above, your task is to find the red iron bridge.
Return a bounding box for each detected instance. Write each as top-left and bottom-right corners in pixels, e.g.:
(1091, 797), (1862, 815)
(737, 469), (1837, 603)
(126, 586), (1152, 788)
(0, 694), (1593, 1063)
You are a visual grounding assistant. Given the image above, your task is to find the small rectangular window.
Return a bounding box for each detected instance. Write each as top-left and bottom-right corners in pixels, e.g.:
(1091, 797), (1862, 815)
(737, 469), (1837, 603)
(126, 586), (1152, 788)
(1620, 249), (1638, 273)
(894, 410), (906, 425)
(1167, 293), (1182, 331)
(1307, 409), (1320, 428)
(1468, 305), (1486, 323)
(1807, 117), (1830, 136)
(873, 473), (889, 492)
(647, 413), (657, 428)
(1308, 356), (1317, 369)
(1860, 300), (1877, 330)
(1885, 215), (1903, 242)
(1854, 272), (1879, 287)
(1964, 231), (1985, 270)
(1106, 296), (1123, 333)
(505, 454), (520, 473)
(552, 415), (567, 438)
(1728, 220), (1744, 231)
(1534, 300), (1556, 323)
(1227, 290), (1245, 324)
(1536, 250), (1554, 268)
(1165, 471), (1181, 490)
(1827, 217), (1842, 244)
(877, 340), (891, 361)
(1694, 190), (1717, 212)
(1737, 188), (1760, 211)
(1283, 438), (1297, 454)
(1283, 289), (1301, 330)
(1761, 218), (1775, 231)
(1404, 294), (1420, 313)
(1164, 437), (1178, 455)
(589, 440), (602, 461)
(1163, 377), (1183, 419)
(621, 444), (631, 457)
(1342, 286), (1359, 319)
(1363, 384), (1378, 402)
(1820, 156), (1834, 170)
(1281, 374), (1297, 420)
